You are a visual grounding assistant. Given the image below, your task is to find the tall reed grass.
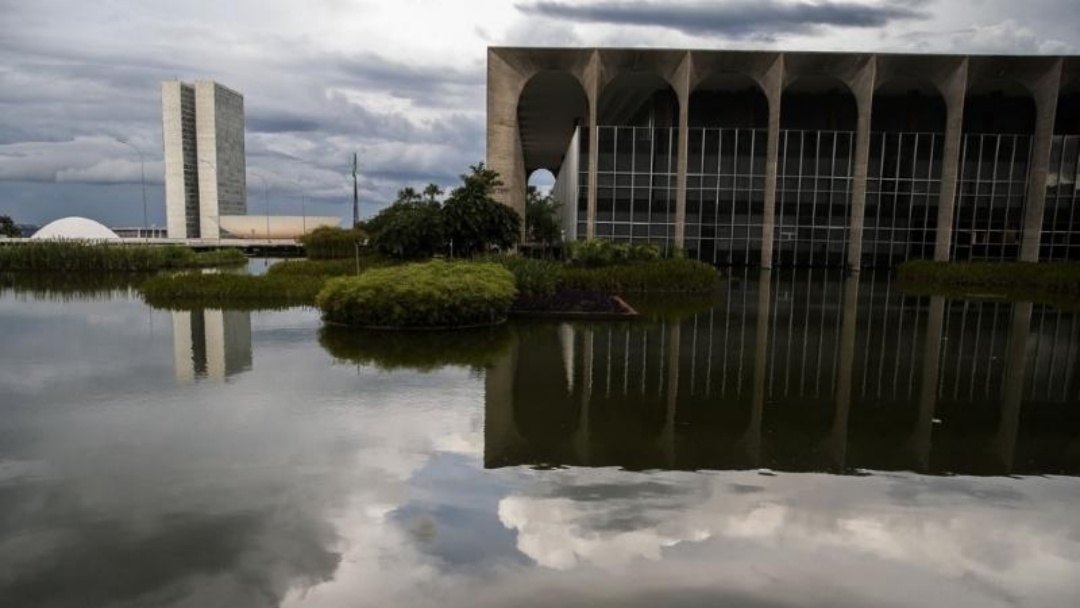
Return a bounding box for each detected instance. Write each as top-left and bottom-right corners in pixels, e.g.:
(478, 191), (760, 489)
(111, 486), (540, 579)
(0, 242), (245, 272)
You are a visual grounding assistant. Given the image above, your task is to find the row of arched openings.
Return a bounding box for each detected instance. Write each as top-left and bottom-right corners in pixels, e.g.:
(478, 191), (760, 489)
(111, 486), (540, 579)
(519, 67), (1080, 267)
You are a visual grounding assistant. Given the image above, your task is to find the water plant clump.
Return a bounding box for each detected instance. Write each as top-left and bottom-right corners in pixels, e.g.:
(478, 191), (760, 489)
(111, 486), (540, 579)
(315, 260), (517, 328)
(0, 242), (245, 272)
(896, 260), (1080, 294)
(140, 272), (325, 310)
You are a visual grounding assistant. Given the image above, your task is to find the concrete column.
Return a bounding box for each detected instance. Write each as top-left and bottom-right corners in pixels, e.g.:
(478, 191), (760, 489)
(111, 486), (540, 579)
(933, 60), (969, 261)
(586, 52), (601, 239)
(846, 58), (877, 271)
(662, 321), (681, 467)
(994, 301), (1033, 474)
(829, 274), (860, 470)
(746, 269), (773, 467)
(673, 53), (692, 251)
(1020, 60), (1064, 262)
(909, 296), (945, 471)
(486, 51), (528, 219)
(759, 57), (784, 269)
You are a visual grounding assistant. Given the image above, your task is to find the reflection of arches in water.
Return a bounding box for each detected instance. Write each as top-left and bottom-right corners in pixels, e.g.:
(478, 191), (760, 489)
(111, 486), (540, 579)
(172, 310), (252, 383)
(483, 270), (1080, 475)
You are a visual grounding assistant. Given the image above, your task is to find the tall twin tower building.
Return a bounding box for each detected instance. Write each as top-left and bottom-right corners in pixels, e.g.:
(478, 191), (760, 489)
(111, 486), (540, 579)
(161, 80), (246, 239)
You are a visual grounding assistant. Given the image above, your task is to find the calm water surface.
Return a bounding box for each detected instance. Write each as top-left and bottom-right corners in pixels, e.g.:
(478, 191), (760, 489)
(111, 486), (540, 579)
(1, 269), (1078, 607)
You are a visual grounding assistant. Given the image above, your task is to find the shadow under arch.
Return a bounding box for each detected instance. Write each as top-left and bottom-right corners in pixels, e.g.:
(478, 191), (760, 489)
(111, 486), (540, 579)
(862, 77), (949, 267)
(517, 71), (589, 177)
(774, 75), (859, 268)
(518, 71), (589, 244)
(685, 73), (770, 266)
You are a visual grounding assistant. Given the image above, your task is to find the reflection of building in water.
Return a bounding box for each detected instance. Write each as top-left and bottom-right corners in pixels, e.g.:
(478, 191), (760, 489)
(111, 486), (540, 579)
(171, 310), (252, 383)
(485, 270), (1080, 476)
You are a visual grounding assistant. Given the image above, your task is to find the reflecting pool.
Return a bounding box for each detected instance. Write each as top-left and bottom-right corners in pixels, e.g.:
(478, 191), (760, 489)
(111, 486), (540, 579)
(0, 269), (1078, 607)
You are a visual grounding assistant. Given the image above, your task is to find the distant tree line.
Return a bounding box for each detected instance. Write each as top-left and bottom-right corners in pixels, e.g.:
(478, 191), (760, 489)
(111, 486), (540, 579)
(0, 215), (21, 238)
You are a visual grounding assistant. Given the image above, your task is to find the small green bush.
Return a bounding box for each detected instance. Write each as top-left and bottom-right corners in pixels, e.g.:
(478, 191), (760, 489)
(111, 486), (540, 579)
(316, 260), (518, 328)
(141, 272), (324, 310)
(487, 256), (564, 297)
(299, 226), (366, 260)
(0, 242), (245, 272)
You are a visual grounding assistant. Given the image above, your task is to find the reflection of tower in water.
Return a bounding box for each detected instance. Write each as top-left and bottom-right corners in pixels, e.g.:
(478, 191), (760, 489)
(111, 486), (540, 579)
(171, 310), (253, 383)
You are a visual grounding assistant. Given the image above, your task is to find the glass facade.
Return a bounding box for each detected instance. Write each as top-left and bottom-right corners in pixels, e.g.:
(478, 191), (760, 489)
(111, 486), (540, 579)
(1042, 135), (1080, 260)
(774, 130), (855, 267)
(863, 132), (943, 266)
(951, 134), (1032, 261)
(592, 126), (677, 249)
(685, 128), (767, 266)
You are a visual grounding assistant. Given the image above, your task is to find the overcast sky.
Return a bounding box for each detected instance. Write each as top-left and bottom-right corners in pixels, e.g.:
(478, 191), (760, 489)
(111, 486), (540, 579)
(1, 0), (1078, 227)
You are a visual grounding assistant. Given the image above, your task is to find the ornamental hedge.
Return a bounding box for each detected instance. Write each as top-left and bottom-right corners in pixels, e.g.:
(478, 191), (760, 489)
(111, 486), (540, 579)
(315, 260), (517, 328)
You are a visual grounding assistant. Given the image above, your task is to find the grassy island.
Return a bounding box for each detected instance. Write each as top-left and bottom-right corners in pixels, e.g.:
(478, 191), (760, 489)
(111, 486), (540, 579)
(896, 260), (1080, 296)
(316, 260), (517, 328)
(0, 242), (245, 272)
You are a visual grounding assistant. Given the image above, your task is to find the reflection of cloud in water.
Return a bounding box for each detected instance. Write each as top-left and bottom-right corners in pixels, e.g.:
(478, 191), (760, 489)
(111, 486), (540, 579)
(494, 469), (1080, 607)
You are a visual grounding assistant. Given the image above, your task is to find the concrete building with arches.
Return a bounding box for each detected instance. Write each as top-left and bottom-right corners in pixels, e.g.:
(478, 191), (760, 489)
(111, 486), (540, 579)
(487, 48), (1080, 268)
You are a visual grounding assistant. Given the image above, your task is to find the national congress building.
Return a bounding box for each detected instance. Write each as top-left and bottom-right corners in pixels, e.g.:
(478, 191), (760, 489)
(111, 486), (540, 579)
(161, 80), (247, 239)
(487, 48), (1080, 268)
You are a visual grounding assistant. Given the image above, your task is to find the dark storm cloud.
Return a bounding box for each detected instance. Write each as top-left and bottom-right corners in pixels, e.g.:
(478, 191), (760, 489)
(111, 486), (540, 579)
(517, 0), (931, 38)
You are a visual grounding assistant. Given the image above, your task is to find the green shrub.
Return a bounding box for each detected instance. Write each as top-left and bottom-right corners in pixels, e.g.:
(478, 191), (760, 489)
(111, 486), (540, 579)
(486, 255), (564, 297)
(299, 226), (366, 259)
(140, 272), (324, 310)
(561, 258), (719, 293)
(318, 324), (513, 372)
(267, 257), (390, 278)
(0, 242), (245, 272)
(567, 239), (624, 266)
(896, 260), (1080, 294)
(316, 260), (518, 328)
(486, 255), (720, 297)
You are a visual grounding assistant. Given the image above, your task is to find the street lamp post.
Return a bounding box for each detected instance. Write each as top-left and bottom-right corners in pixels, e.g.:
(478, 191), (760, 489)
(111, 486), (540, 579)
(114, 137), (148, 240)
(290, 176), (307, 236)
(249, 171), (270, 242)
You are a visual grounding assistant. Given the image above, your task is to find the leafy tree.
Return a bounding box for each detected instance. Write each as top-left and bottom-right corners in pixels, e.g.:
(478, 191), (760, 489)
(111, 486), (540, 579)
(442, 163), (521, 256)
(525, 186), (562, 247)
(365, 188), (445, 259)
(0, 215), (21, 238)
(422, 183), (443, 203)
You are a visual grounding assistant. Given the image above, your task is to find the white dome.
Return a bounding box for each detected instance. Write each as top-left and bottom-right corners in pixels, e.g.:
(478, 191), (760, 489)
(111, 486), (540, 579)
(31, 217), (121, 241)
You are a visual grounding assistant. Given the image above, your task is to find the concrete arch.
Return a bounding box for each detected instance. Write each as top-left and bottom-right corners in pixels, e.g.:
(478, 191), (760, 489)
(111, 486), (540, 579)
(517, 70), (590, 175)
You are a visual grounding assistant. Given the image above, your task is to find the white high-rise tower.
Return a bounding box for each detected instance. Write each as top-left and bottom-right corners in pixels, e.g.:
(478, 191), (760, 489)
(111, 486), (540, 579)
(161, 80), (247, 239)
